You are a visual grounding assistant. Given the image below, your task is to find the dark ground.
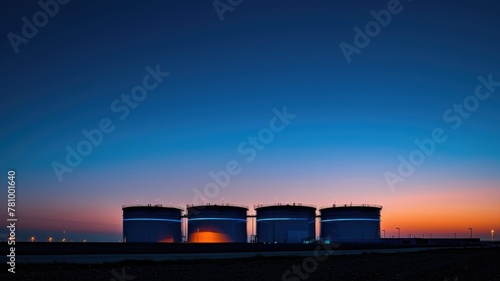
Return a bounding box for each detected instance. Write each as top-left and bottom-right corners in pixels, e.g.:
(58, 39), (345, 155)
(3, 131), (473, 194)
(2, 247), (499, 281)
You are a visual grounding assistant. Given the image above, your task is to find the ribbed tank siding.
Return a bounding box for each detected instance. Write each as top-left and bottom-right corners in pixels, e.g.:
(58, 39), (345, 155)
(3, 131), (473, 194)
(320, 205), (382, 243)
(187, 205), (248, 243)
(256, 204), (316, 243)
(122, 205), (183, 243)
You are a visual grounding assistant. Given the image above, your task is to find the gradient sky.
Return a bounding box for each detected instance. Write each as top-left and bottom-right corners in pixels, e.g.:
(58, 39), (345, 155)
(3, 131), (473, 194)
(1, 0), (499, 242)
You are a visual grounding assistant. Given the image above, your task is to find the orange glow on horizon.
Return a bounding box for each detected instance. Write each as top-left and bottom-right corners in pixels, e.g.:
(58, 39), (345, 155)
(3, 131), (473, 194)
(377, 184), (500, 239)
(12, 179), (499, 241)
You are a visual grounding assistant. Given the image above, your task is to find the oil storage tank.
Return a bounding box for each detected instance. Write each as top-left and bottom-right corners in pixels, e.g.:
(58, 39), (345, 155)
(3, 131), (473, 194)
(255, 203), (316, 243)
(122, 204), (182, 242)
(187, 203), (248, 243)
(320, 204), (382, 243)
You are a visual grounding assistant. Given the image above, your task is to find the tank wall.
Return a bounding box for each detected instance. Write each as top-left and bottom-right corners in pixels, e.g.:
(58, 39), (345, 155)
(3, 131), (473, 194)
(256, 206), (316, 243)
(320, 207), (381, 242)
(187, 206), (247, 243)
(123, 207), (182, 243)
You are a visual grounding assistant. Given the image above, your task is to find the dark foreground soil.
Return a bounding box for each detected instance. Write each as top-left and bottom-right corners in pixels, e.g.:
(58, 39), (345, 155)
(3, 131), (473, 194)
(2, 247), (499, 281)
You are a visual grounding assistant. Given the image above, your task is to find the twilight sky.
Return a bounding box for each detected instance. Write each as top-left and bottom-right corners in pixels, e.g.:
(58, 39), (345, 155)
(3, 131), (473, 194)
(1, 0), (499, 242)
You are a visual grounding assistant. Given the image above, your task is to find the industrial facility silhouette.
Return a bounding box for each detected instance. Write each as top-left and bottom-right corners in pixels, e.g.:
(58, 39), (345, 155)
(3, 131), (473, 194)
(122, 203), (382, 243)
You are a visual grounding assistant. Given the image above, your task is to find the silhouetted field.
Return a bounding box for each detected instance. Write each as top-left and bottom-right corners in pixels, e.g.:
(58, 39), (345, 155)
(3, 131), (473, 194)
(2, 247), (499, 280)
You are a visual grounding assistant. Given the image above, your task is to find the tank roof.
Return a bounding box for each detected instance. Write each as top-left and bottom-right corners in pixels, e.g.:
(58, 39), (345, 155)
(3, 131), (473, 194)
(186, 203), (249, 210)
(319, 203), (382, 210)
(254, 203), (316, 209)
(122, 204), (184, 210)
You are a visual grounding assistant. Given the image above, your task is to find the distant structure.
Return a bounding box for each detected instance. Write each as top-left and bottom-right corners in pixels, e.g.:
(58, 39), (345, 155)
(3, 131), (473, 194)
(122, 201), (384, 244)
(255, 203), (316, 243)
(122, 204), (182, 243)
(187, 204), (248, 243)
(320, 204), (382, 243)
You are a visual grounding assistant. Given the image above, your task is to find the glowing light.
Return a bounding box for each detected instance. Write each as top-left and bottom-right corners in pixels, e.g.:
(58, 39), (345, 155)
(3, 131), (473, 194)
(256, 218), (310, 222)
(321, 218), (380, 222)
(159, 237), (174, 243)
(188, 218), (246, 222)
(189, 231), (231, 242)
(123, 218), (181, 222)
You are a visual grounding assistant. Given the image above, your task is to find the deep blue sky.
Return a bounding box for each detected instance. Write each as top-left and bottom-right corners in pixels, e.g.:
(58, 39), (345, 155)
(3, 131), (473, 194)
(1, 0), (499, 241)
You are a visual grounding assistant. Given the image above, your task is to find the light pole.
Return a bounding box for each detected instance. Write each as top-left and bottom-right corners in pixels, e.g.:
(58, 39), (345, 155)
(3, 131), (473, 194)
(454, 233), (456, 239)
(31, 236), (35, 242)
(396, 227), (400, 239)
(63, 230), (66, 242)
(382, 229), (385, 238)
(468, 228), (472, 239)
(492, 230), (495, 243)
(49, 237), (53, 243)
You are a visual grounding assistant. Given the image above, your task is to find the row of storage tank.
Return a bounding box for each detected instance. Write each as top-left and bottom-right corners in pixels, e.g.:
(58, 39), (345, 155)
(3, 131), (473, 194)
(123, 203), (382, 243)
